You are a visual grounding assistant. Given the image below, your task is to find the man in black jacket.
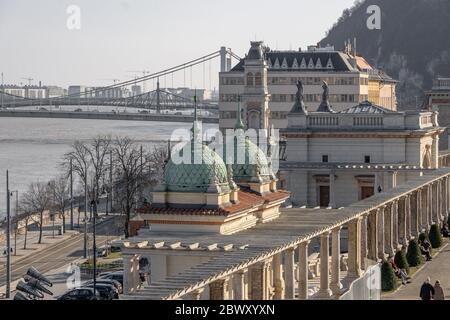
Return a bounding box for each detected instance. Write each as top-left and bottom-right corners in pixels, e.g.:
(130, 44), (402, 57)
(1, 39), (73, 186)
(420, 278), (435, 300)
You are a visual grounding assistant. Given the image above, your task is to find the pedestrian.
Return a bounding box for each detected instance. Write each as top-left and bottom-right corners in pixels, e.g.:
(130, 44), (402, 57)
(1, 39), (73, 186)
(420, 278), (435, 300)
(433, 280), (445, 300)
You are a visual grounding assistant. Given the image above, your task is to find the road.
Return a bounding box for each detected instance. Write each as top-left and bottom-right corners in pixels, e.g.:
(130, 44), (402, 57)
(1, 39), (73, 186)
(0, 215), (123, 289)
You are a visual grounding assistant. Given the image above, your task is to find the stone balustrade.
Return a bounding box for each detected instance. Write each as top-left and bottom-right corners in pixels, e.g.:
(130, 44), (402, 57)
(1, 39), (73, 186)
(121, 168), (450, 301)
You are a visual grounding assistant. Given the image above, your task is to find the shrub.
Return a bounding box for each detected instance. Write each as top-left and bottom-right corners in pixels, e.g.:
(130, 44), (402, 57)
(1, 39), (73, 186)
(406, 239), (423, 267)
(394, 248), (410, 274)
(381, 261), (398, 292)
(419, 232), (429, 243)
(429, 224), (443, 249)
(447, 214), (450, 229)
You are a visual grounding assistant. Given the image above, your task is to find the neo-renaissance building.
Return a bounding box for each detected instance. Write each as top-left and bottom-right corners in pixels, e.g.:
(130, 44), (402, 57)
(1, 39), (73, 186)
(219, 41), (397, 130)
(279, 82), (443, 208)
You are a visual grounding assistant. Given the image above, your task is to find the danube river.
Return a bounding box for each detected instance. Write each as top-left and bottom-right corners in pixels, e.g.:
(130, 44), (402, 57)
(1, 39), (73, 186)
(0, 116), (216, 217)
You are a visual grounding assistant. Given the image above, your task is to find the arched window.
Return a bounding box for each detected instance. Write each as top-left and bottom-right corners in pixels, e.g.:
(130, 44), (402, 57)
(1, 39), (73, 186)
(246, 72), (254, 86)
(255, 72), (262, 86)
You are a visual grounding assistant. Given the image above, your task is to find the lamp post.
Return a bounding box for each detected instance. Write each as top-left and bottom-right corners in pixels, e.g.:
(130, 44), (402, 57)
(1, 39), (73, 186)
(70, 158), (74, 231)
(5, 171), (12, 299)
(90, 198), (97, 295)
(1, 72), (4, 109)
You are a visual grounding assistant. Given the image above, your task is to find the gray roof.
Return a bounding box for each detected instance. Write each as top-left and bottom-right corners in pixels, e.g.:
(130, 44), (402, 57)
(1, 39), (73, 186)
(231, 51), (357, 72)
(339, 101), (396, 114)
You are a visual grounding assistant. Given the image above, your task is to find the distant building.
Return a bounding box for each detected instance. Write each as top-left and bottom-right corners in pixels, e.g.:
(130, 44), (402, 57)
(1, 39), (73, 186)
(46, 86), (67, 98)
(426, 78), (450, 149)
(219, 41), (398, 130)
(280, 83), (443, 208)
(0, 84), (48, 99)
(131, 85), (142, 96)
(68, 85), (89, 97)
(164, 88), (213, 102)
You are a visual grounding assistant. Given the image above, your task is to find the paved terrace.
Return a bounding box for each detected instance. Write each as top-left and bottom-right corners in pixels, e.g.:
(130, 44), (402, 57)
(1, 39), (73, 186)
(121, 168), (450, 300)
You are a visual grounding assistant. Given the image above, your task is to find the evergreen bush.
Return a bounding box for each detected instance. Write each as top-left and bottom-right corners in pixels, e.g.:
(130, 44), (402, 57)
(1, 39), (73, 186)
(429, 224), (443, 249)
(406, 239), (423, 267)
(381, 261), (398, 292)
(394, 248), (410, 274)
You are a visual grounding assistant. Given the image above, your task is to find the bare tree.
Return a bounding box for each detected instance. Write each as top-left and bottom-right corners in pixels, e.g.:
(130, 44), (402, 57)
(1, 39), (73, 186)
(48, 175), (70, 233)
(84, 135), (112, 210)
(20, 182), (51, 244)
(62, 140), (91, 220)
(147, 144), (168, 186)
(112, 137), (150, 238)
(11, 211), (32, 252)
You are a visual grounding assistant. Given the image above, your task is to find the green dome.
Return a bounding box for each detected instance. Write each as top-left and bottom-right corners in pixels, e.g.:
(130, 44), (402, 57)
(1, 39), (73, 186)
(231, 138), (273, 184)
(165, 144), (231, 193)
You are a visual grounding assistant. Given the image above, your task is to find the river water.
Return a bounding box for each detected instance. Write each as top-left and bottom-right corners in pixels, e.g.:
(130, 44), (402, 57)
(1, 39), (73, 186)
(0, 114), (216, 217)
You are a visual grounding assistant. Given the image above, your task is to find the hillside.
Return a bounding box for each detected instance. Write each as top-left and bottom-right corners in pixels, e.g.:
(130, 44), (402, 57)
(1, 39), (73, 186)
(320, 0), (450, 109)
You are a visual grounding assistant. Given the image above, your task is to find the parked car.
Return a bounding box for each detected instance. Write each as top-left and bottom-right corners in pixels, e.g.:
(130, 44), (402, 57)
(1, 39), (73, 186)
(74, 108), (83, 112)
(99, 271), (124, 286)
(83, 283), (118, 300)
(56, 288), (100, 301)
(110, 245), (122, 253)
(84, 279), (122, 294)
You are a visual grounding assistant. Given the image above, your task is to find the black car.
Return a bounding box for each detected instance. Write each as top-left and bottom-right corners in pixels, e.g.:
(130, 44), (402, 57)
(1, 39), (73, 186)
(84, 279), (123, 294)
(99, 271), (124, 286)
(84, 284), (118, 300)
(56, 288), (100, 301)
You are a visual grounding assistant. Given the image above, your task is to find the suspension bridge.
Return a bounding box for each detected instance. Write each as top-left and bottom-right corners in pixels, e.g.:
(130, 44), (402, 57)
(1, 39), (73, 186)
(0, 47), (241, 122)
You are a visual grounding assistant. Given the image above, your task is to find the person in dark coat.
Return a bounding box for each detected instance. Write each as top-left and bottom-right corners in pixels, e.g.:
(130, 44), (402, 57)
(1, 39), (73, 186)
(420, 278), (435, 300)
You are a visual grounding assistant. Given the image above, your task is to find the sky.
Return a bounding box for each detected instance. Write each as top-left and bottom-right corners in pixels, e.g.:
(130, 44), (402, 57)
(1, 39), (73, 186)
(0, 0), (356, 90)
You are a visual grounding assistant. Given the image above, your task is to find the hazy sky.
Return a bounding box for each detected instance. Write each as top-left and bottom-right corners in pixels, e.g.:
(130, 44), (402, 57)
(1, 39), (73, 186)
(0, 0), (355, 89)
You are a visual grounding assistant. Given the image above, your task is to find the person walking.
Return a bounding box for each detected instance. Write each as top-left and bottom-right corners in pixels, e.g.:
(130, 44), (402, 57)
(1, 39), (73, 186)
(420, 278), (435, 300)
(433, 280), (445, 300)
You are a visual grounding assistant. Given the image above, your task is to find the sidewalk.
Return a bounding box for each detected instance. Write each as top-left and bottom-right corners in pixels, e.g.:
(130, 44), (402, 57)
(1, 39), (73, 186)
(383, 243), (450, 300)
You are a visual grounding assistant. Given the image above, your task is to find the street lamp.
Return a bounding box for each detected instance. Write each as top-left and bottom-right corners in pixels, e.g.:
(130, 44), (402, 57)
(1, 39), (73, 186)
(90, 198), (98, 295)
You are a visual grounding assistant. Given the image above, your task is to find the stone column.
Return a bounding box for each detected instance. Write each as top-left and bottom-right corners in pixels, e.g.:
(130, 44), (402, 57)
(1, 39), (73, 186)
(398, 197), (407, 245)
(284, 248), (296, 300)
(367, 210), (378, 262)
(272, 254), (284, 300)
(132, 255), (141, 291)
(298, 241), (310, 300)
(210, 279), (230, 300)
(249, 260), (271, 300)
(328, 171), (336, 209)
(443, 178), (448, 218)
(317, 232), (332, 298)
(412, 190), (421, 237)
(361, 213), (369, 270)
(331, 227), (343, 296)
(429, 183), (435, 225)
(234, 269), (247, 300)
(348, 218), (362, 278)
(384, 204), (395, 256)
(423, 185), (430, 230)
(388, 171), (398, 190)
(123, 254), (139, 295)
(436, 181), (441, 223)
(392, 201), (399, 250)
(189, 288), (205, 300)
(377, 207), (385, 260)
(405, 195), (412, 241)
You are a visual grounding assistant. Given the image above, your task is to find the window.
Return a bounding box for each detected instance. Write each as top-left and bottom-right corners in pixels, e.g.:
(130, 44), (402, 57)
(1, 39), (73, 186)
(364, 156), (371, 164)
(255, 72), (262, 86)
(322, 155), (329, 163)
(246, 72), (254, 86)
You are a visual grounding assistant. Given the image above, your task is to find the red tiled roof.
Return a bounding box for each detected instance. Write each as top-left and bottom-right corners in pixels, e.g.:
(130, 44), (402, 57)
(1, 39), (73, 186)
(136, 189), (290, 217)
